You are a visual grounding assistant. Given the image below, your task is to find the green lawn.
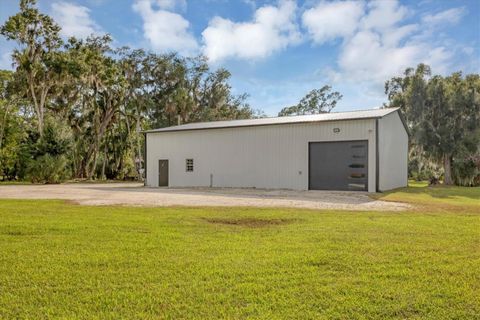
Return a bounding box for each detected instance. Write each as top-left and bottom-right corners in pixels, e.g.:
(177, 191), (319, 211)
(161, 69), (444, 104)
(374, 181), (480, 209)
(0, 186), (479, 319)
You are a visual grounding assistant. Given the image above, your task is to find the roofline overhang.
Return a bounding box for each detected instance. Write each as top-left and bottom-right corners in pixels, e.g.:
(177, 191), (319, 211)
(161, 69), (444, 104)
(142, 112), (399, 134)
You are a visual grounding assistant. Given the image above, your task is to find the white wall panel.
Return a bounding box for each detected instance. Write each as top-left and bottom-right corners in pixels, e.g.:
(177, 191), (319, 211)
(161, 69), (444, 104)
(378, 112), (408, 191)
(146, 119), (378, 191)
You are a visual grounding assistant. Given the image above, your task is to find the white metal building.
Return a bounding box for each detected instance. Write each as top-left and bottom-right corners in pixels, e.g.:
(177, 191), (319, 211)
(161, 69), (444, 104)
(144, 108), (408, 192)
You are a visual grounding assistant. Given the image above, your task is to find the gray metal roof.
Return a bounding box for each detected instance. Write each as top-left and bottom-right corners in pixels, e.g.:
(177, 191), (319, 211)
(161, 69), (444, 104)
(144, 107), (400, 133)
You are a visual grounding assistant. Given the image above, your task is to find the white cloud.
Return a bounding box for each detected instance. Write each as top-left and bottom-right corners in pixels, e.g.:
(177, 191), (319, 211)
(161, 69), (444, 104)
(381, 24), (418, 48)
(155, 0), (187, 11)
(202, 0), (301, 62)
(422, 7), (466, 26)
(51, 2), (103, 39)
(360, 0), (409, 31)
(462, 46), (474, 55)
(422, 46), (453, 74)
(336, 1), (418, 83)
(133, 0), (197, 55)
(338, 30), (428, 83)
(242, 0), (257, 9)
(301, 0), (459, 87)
(302, 1), (364, 44)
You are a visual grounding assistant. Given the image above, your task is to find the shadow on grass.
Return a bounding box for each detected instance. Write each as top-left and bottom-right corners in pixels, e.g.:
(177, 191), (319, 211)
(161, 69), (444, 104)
(392, 183), (480, 200)
(372, 181), (480, 212)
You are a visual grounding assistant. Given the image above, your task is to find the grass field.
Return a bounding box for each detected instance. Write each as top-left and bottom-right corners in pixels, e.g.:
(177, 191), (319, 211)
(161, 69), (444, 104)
(0, 184), (479, 319)
(375, 181), (480, 209)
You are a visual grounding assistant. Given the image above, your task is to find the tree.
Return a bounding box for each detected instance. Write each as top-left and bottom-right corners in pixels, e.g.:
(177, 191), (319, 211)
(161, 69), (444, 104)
(0, 0), (260, 182)
(0, 70), (14, 150)
(116, 48), (149, 179)
(65, 35), (128, 179)
(278, 85), (342, 116)
(143, 54), (258, 128)
(0, 0), (64, 135)
(0, 70), (26, 180)
(385, 64), (480, 185)
(26, 117), (72, 183)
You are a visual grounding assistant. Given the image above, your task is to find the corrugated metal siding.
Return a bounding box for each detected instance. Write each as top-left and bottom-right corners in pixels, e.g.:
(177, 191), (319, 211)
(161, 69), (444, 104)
(146, 118), (377, 191)
(378, 111), (408, 191)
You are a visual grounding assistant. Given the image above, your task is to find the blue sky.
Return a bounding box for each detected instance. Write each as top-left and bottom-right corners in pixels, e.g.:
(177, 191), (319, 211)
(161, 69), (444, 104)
(1, 0), (479, 115)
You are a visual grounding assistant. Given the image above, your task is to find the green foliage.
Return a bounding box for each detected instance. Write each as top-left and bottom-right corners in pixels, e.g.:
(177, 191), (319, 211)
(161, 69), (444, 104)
(19, 118), (73, 183)
(0, 70), (26, 180)
(452, 153), (480, 187)
(0, 125), (24, 180)
(0, 1), (259, 182)
(278, 85), (342, 116)
(26, 154), (69, 183)
(32, 118), (71, 157)
(408, 147), (442, 181)
(0, 0), (61, 48)
(386, 64), (480, 186)
(0, 0), (64, 134)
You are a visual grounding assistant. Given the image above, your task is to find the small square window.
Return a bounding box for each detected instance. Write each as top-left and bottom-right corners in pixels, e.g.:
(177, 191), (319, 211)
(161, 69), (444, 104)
(186, 159), (194, 172)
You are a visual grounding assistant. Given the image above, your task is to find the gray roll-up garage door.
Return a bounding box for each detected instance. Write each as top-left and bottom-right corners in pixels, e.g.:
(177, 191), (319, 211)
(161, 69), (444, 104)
(309, 140), (368, 191)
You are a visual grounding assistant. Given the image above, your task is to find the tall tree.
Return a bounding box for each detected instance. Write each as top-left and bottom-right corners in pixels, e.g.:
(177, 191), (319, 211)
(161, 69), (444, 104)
(67, 35), (127, 179)
(385, 64), (480, 185)
(0, 0), (260, 182)
(0, 70), (14, 149)
(0, 70), (26, 180)
(278, 85), (342, 116)
(145, 54), (257, 128)
(0, 0), (63, 135)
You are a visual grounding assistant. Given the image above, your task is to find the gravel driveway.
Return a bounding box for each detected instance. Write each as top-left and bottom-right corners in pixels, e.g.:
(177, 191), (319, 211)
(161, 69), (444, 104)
(0, 182), (411, 211)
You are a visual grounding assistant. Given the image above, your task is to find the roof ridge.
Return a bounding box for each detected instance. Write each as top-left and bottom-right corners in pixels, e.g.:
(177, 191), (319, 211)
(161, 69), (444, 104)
(144, 108), (399, 133)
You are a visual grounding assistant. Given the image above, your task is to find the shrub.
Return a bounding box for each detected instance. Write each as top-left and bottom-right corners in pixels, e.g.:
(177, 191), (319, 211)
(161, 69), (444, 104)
(408, 148), (442, 181)
(453, 154), (480, 187)
(23, 118), (73, 183)
(27, 154), (69, 184)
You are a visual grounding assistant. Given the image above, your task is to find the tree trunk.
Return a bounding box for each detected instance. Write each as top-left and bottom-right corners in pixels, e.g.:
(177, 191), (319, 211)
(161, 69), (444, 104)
(443, 154), (453, 185)
(101, 142), (107, 180)
(136, 116), (143, 181)
(85, 104), (115, 179)
(0, 104), (10, 149)
(28, 79), (43, 135)
(88, 148), (99, 180)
